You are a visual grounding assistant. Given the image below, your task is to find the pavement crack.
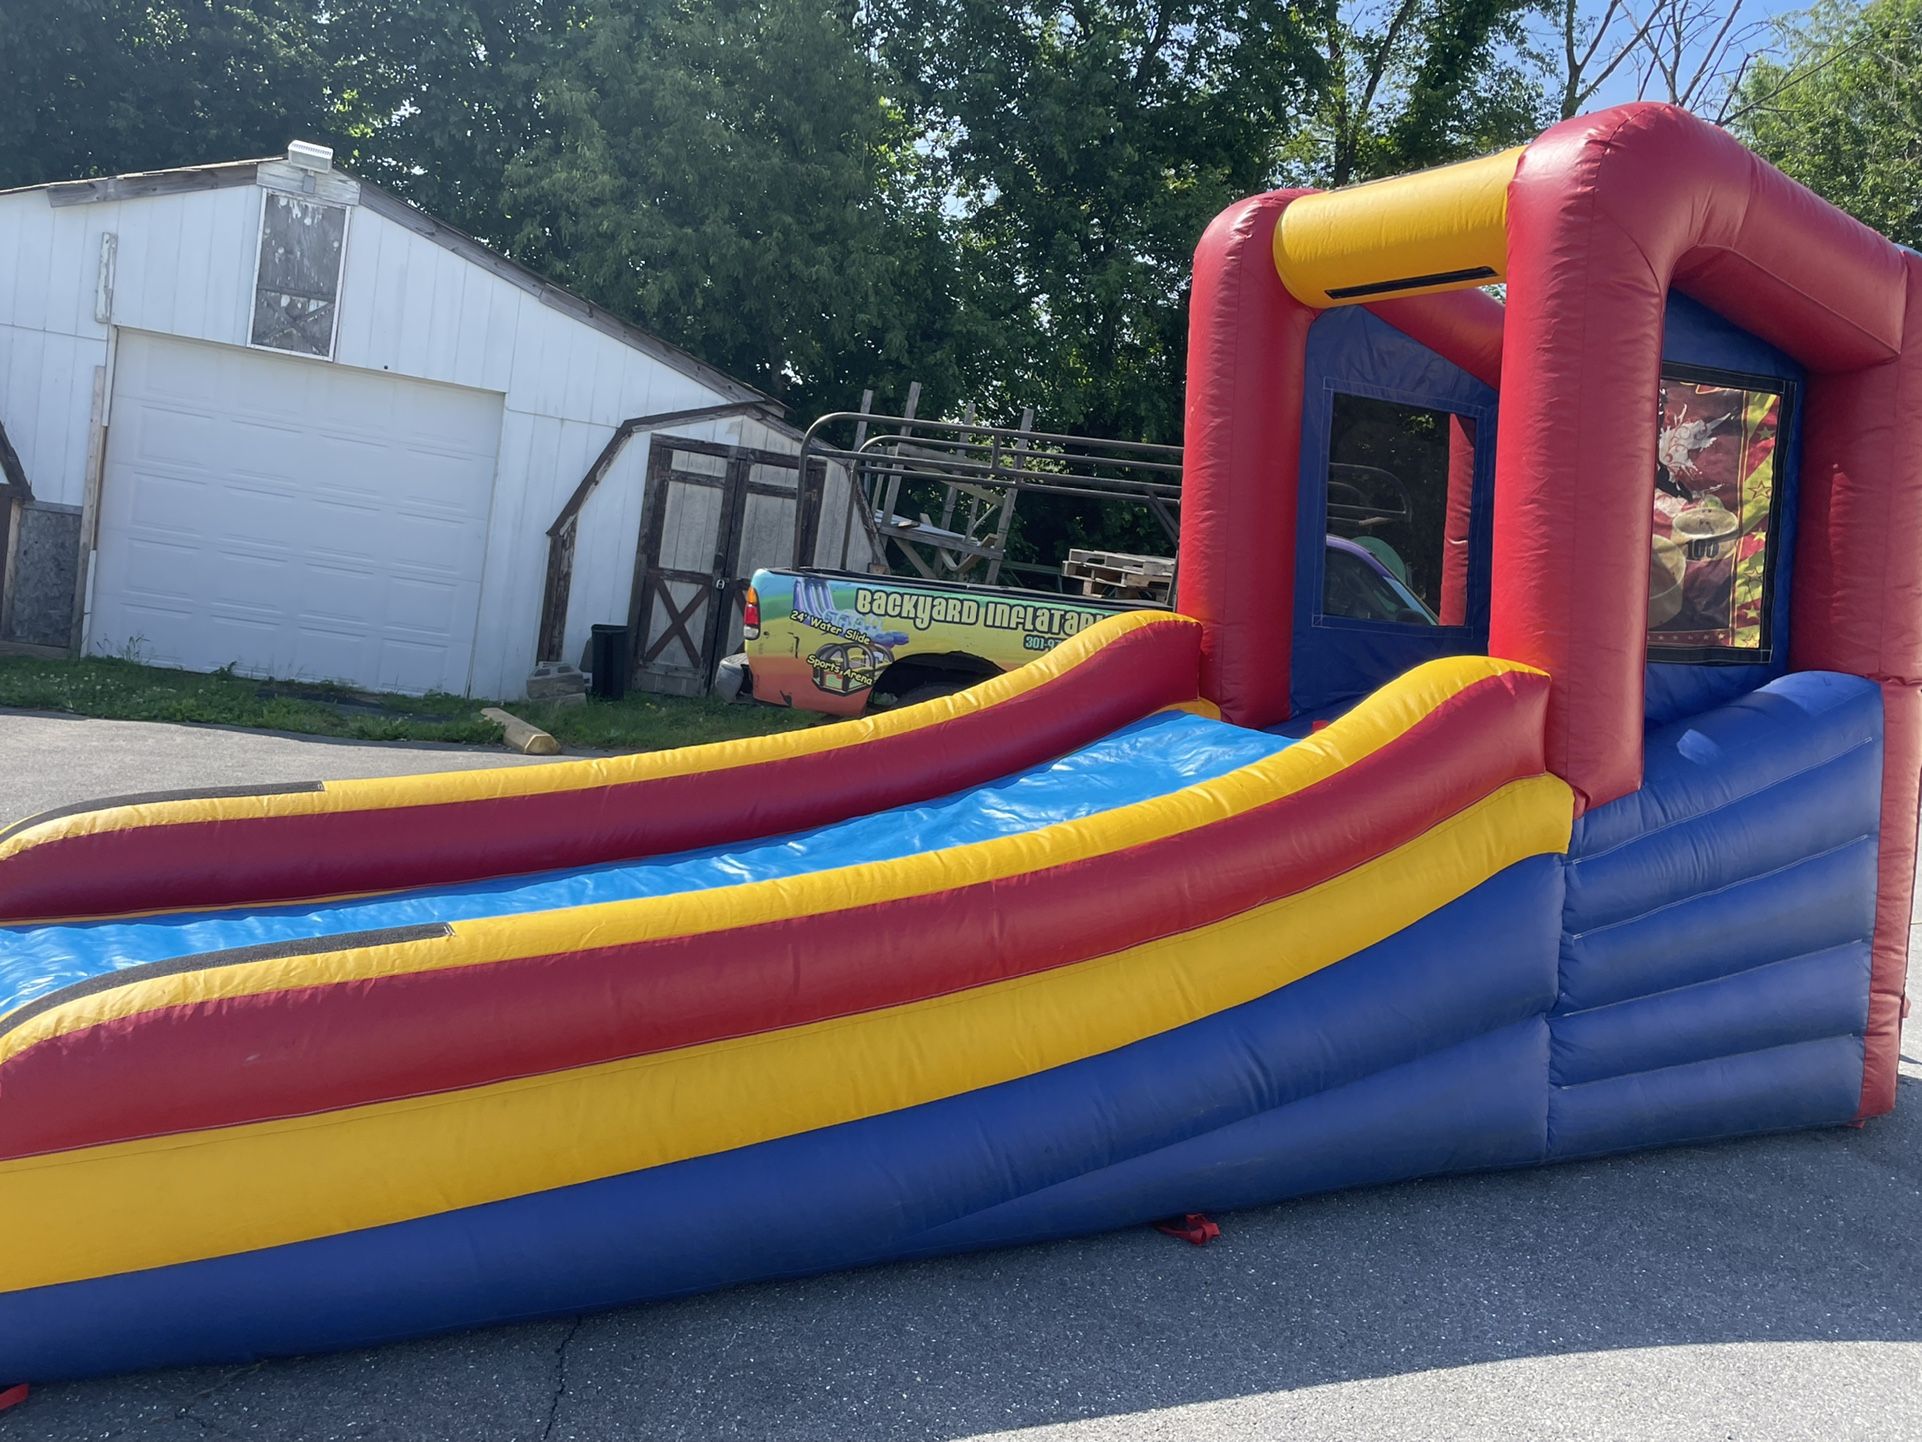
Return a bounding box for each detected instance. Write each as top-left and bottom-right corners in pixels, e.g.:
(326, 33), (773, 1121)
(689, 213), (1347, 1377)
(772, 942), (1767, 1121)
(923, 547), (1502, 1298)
(540, 1316), (585, 1442)
(173, 1362), (260, 1439)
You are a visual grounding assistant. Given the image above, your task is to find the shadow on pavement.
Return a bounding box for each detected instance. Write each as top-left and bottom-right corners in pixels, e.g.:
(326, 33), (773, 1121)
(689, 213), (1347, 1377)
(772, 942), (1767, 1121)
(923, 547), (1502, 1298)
(8, 1061), (1917, 1442)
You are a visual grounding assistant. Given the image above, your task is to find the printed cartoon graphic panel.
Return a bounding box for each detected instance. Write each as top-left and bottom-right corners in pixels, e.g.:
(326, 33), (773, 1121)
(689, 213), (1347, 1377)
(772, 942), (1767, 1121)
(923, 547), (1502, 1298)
(1648, 367), (1788, 659)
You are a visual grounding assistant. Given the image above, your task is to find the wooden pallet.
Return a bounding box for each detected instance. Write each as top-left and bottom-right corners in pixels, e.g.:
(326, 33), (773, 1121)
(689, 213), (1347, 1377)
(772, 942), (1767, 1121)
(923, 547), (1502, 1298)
(1064, 549), (1174, 601)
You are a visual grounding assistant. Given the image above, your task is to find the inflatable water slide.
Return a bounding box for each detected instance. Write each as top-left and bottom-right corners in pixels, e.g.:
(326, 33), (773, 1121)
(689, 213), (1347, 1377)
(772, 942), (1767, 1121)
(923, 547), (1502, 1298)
(2, 103), (1917, 1380)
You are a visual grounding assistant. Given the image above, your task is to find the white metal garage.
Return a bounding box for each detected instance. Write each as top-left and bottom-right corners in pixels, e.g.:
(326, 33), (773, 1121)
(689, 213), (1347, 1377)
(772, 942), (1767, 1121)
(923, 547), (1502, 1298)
(92, 332), (503, 695)
(0, 142), (802, 698)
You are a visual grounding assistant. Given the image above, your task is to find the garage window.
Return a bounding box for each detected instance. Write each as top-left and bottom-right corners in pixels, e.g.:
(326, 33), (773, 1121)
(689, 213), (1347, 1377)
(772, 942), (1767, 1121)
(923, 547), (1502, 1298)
(251, 192), (348, 359)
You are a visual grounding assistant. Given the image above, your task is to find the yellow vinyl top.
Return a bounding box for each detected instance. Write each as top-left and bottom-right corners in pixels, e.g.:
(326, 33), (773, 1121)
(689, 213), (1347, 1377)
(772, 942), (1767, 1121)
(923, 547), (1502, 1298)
(1274, 146), (1524, 307)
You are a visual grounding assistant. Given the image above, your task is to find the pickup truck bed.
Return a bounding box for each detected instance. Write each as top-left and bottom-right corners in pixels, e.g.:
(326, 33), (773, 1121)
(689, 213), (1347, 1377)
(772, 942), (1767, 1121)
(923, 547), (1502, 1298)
(734, 538), (1433, 716)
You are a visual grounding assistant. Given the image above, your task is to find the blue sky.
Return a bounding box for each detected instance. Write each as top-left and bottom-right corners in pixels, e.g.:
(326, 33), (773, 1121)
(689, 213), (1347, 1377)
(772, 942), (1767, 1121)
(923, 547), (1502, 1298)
(1572, 0), (1815, 112)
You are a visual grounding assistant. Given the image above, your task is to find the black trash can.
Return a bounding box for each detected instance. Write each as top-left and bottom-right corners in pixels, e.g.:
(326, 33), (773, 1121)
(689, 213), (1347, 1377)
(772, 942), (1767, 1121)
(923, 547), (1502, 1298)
(589, 623), (629, 700)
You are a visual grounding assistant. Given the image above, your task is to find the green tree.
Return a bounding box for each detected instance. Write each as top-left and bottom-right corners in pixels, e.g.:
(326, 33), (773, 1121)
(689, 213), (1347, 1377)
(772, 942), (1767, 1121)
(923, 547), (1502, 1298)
(1283, 0), (1545, 187)
(320, 0), (568, 244)
(877, 0), (1316, 445)
(0, 0), (344, 188)
(495, 0), (961, 416)
(871, 0), (1542, 567)
(1734, 0), (1922, 249)
(865, 1), (1320, 570)
(880, 0), (1542, 442)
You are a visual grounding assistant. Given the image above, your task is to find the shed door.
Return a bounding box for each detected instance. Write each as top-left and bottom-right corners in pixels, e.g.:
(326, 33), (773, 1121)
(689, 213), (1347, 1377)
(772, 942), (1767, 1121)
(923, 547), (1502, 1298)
(627, 436), (804, 696)
(92, 332), (503, 695)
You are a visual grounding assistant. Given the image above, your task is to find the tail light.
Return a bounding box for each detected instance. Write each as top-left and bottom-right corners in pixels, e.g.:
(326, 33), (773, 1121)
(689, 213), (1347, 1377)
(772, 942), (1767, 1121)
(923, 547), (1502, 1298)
(742, 585), (761, 638)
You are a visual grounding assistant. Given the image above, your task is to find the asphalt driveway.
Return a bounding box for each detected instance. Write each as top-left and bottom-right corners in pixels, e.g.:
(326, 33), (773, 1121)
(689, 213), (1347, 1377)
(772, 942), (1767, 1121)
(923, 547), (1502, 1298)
(1, 713), (1917, 1441)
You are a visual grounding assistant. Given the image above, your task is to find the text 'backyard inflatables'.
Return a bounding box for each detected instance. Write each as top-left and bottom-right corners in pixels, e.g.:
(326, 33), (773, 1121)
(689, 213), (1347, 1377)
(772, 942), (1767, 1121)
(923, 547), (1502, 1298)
(1, 104), (1916, 1379)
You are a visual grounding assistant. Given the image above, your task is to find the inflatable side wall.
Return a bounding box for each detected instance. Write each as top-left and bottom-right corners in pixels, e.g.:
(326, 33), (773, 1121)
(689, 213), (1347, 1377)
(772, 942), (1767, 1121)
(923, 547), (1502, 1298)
(2, 637), (1567, 1375)
(0, 612), (1202, 922)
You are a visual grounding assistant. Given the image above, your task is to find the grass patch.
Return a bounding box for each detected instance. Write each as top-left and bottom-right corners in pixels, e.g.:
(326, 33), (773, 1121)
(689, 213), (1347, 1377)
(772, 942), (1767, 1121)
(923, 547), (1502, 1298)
(518, 691), (818, 751)
(0, 654), (823, 752)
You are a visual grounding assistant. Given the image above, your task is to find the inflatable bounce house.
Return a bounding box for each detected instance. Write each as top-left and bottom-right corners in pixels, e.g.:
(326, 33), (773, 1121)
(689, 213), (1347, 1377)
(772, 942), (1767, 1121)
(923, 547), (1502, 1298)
(1, 104), (1917, 1381)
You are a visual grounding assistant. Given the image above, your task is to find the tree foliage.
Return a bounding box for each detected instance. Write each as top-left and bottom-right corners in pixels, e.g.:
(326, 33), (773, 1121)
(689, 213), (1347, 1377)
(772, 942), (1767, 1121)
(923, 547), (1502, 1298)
(494, 0), (960, 412)
(1735, 0), (1922, 249)
(876, 0), (1316, 442)
(0, 0), (344, 187)
(1285, 0), (1545, 188)
(0, 0), (1554, 453)
(321, 0), (566, 242)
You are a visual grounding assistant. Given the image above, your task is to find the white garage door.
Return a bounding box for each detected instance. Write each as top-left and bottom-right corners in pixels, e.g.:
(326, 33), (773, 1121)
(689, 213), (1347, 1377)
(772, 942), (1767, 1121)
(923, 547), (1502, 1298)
(91, 333), (503, 695)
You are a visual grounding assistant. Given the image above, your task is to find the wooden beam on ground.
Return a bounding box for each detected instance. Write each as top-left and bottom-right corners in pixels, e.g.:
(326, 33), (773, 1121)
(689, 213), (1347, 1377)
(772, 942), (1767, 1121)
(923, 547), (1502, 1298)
(481, 706), (560, 756)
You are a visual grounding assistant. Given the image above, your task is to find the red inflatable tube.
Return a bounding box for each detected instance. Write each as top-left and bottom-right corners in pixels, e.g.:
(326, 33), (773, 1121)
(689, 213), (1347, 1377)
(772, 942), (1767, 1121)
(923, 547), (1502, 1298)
(0, 669), (1551, 1161)
(1440, 416), (1477, 628)
(1791, 251), (1922, 690)
(1785, 253), (1922, 1115)
(1181, 196), (1507, 732)
(0, 618), (1202, 924)
(1857, 681), (1921, 1119)
(1181, 191), (1313, 729)
(1369, 289), (1505, 392)
(1492, 105), (1910, 811)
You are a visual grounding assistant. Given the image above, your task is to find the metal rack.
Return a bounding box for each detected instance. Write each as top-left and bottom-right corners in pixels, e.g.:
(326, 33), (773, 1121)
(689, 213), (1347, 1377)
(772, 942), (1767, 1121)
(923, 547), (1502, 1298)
(791, 405), (1183, 592)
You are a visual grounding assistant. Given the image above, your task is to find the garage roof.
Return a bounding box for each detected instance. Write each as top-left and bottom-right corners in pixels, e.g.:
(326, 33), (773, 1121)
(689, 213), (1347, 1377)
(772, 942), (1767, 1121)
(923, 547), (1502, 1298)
(0, 152), (778, 413)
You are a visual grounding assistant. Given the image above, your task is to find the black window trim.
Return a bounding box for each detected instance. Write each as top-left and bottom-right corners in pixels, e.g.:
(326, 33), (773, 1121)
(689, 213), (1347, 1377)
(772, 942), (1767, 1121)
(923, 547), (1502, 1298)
(1310, 379), (1492, 637)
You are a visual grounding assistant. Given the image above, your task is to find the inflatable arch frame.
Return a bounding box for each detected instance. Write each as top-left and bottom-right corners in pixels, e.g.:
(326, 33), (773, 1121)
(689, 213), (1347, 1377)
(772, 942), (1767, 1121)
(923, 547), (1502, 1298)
(1182, 103), (1922, 1116)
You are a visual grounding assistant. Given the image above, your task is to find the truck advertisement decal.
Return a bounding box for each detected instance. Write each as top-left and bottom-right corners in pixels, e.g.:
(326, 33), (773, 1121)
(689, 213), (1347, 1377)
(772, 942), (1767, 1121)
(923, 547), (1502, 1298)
(744, 571), (1123, 715)
(850, 588), (1100, 646)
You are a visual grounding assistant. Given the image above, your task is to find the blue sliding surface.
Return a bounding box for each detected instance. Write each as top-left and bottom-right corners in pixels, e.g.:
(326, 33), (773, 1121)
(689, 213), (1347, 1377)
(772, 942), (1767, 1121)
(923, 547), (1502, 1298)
(0, 710), (1293, 1017)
